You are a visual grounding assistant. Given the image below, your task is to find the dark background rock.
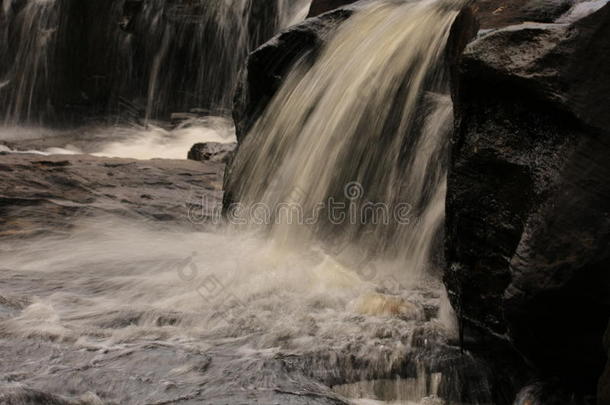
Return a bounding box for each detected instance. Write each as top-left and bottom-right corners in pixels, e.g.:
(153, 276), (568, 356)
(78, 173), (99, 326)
(446, 3), (610, 398)
(0, 0), (290, 125)
(600, 321), (610, 405)
(307, 0), (359, 17)
(472, 0), (573, 29)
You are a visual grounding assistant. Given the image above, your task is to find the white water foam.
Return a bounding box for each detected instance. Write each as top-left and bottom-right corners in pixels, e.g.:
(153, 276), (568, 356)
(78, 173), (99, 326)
(0, 117), (236, 159)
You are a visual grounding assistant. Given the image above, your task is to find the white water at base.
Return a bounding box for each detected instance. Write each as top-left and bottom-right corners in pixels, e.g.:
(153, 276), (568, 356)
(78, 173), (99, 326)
(0, 217), (463, 404)
(91, 119), (235, 160)
(0, 1), (495, 403)
(0, 117), (236, 159)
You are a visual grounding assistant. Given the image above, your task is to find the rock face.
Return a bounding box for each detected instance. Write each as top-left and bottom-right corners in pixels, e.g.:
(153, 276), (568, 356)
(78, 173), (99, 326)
(232, 6), (357, 143)
(0, 153), (225, 237)
(307, 0), (359, 17)
(188, 142), (236, 164)
(600, 321), (610, 405)
(446, 3), (610, 396)
(473, 0), (573, 28)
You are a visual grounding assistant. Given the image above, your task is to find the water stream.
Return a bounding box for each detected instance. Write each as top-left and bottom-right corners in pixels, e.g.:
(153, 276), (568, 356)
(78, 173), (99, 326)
(0, 1), (492, 404)
(3, 0), (602, 404)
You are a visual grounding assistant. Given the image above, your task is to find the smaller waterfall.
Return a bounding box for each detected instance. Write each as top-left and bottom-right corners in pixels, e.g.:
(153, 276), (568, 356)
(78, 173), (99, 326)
(128, 0), (313, 121)
(0, 0), (61, 124)
(228, 0), (463, 282)
(0, 0), (313, 126)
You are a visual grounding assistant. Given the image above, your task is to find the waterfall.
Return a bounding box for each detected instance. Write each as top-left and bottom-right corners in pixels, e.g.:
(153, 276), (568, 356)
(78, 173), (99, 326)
(0, 0), (62, 124)
(0, 0), (312, 125)
(126, 0), (313, 120)
(227, 0), (463, 282)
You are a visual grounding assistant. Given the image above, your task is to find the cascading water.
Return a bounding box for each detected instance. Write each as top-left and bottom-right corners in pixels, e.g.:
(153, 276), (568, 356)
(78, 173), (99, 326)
(0, 0), (311, 158)
(0, 1), (495, 404)
(0, 0), (312, 126)
(0, 0), (62, 124)
(128, 0), (272, 120)
(228, 0), (459, 283)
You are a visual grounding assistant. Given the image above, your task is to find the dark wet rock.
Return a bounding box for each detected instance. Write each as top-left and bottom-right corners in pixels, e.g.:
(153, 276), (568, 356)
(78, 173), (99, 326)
(0, 338), (350, 405)
(514, 381), (598, 405)
(307, 0), (359, 17)
(473, 0), (573, 29)
(0, 153), (224, 237)
(600, 320), (610, 405)
(0, 385), (102, 405)
(232, 6), (356, 143)
(188, 142), (236, 164)
(446, 3), (610, 396)
(519, 0), (573, 23)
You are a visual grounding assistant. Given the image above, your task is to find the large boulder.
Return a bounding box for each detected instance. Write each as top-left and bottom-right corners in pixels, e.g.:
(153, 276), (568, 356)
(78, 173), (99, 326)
(473, 0), (573, 28)
(232, 6), (357, 143)
(446, 3), (610, 396)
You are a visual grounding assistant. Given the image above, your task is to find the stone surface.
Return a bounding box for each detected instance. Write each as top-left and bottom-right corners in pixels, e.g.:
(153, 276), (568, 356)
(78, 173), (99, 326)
(600, 320), (610, 405)
(472, 0), (573, 28)
(232, 6), (356, 143)
(446, 3), (610, 395)
(0, 153), (224, 238)
(519, 0), (573, 23)
(307, 0), (359, 17)
(188, 142), (236, 164)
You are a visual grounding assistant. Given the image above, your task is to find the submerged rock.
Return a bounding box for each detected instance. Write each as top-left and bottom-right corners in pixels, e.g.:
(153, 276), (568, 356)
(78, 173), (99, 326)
(446, 2), (610, 397)
(0, 153), (225, 237)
